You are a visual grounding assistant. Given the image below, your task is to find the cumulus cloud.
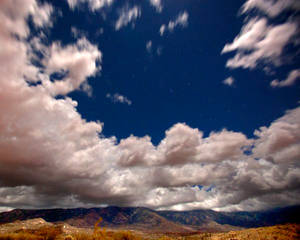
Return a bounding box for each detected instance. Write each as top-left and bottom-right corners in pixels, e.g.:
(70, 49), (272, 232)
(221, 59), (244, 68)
(117, 123), (251, 167)
(106, 93), (132, 105)
(223, 77), (235, 86)
(67, 0), (114, 11)
(32, 2), (54, 28)
(253, 107), (300, 164)
(271, 69), (300, 87)
(0, 0), (53, 38)
(0, 0), (300, 213)
(41, 38), (101, 96)
(115, 5), (141, 31)
(160, 11), (189, 36)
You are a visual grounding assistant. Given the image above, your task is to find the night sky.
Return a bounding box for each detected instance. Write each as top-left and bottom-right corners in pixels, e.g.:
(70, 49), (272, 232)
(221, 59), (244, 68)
(0, 0), (299, 212)
(49, 0), (300, 143)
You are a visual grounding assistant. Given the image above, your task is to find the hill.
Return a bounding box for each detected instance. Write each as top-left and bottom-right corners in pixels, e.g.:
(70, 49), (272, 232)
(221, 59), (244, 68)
(0, 218), (299, 240)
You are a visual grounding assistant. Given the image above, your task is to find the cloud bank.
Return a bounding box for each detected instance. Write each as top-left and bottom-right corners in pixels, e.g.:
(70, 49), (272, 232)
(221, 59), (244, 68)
(0, 0), (299, 213)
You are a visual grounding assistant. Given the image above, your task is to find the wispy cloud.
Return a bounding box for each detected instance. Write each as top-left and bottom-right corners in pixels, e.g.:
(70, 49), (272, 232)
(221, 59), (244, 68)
(71, 27), (88, 39)
(115, 5), (141, 31)
(241, 0), (300, 17)
(67, 0), (114, 11)
(160, 11), (189, 36)
(222, 18), (298, 69)
(146, 40), (152, 53)
(222, 0), (299, 71)
(149, 0), (162, 12)
(271, 69), (300, 87)
(223, 77), (235, 86)
(106, 93), (132, 105)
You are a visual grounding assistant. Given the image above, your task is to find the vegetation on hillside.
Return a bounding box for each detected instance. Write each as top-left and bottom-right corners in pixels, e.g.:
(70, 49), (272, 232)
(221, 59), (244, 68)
(0, 217), (299, 240)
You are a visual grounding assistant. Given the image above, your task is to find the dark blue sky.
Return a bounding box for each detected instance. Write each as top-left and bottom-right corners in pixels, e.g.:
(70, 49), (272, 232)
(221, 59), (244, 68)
(1, 0), (300, 212)
(47, 0), (299, 144)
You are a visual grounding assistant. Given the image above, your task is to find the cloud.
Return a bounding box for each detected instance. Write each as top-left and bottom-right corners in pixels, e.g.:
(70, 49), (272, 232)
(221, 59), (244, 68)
(271, 69), (300, 87)
(67, 0), (114, 11)
(118, 123), (251, 167)
(223, 77), (235, 86)
(158, 124), (250, 165)
(253, 107), (300, 164)
(242, 0), (300, 17)
(159, 25), (166, 36)
(222, 0), (300, 72)
(0, 0), (300, 212)
(40, 38), (102, 96)
(222, 18), (298, 69)
(31, 2), (54, 28)
(115, 6), (141, 31)
(0, 207), (13, 213)
(149, 0), (162, 12)
(146, 41), (152, 53)
(0, 0), (53, 38)
(160, 11), (189, 36)
(106, 93), (132, 105)
(156, 46), (163, 56)
(71, 27), (88, 39)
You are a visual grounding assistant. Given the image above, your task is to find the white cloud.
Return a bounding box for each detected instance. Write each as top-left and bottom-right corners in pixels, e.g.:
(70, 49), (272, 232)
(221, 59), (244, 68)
(0, 0), (300, 212)
(106, 93), (132, 105)
(222, 18), (268, 53)
(253, 107), (300, 164)
(115, 6), (141, 31)
(168, 11), (189, 31)
(0, 0), (53, 38)
(146, 40), (152, 53)
(223, 76), (235, 86)
(159, 25), (166, 36)
(117, 123), (251, 167)
(71, 27), (87, 39)
(149, 0), (162, 12)
(271, 69), (300, 87)
(242, 0), (300, 17)
(67, 0), (114, 11)
(41, 37), (101, 96)
(31, 2), (53, 28)
(222, 0), (299, 72)
(0, 207), (13, 213)
(160, 11), (189, 36)
(222, 18), (298, 69)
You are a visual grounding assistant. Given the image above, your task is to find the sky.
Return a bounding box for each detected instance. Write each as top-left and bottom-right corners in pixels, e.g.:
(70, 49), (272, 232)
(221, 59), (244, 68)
(0, 0), (299, 213)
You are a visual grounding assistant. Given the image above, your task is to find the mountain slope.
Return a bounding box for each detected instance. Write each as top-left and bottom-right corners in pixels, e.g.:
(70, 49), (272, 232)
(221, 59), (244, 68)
(159, 205), (300, 228)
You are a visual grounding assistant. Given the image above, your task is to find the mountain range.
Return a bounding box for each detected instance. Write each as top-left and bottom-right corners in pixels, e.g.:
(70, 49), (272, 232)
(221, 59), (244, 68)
(0, 205), (299, 232)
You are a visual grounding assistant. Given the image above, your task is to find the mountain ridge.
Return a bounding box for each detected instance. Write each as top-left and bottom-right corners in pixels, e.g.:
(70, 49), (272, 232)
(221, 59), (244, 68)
(0, 205), (299, 232)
